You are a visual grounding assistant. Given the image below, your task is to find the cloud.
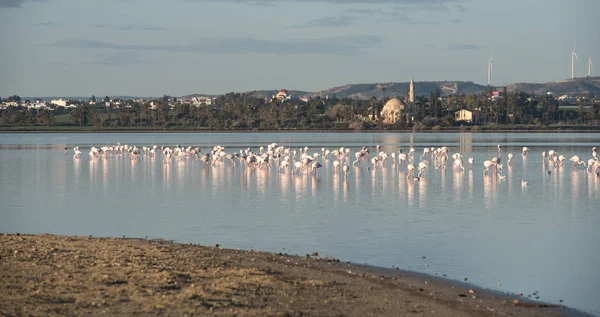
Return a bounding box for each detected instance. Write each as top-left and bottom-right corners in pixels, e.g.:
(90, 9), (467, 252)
(454, 4), (467, 12)
(0, 0), (46, 8)
(35, 21), (56, 27)
(445, 44), (484, 50)
(294, 15), (360, 28)
(186, 0), (462, 4)
(92, 24), (167, 31)
(88, 51), (154, 66)
(50, 35), (382, 55)
(449, 19), (462, 23)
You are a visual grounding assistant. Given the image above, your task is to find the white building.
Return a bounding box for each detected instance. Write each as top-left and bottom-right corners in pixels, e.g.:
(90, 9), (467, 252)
(50, 99), (67, 107)
(455, 109), (473, 123)
(273, 89), (291, 101)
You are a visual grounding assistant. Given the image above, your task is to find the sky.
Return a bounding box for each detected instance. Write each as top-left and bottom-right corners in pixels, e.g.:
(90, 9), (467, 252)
(0, 0), (599, 97)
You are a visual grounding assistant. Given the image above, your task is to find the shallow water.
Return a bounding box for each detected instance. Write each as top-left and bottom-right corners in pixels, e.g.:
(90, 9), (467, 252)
(1, 132), (599, 315)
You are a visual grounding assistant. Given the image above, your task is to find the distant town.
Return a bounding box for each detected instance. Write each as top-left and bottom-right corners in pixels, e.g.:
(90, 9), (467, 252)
(1, 77), (600, 131)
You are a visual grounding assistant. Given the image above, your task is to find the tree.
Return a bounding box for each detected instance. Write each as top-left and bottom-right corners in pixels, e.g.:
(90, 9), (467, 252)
(91, 95), (96, 102)
(104, 96), (110, 103)
(71, 105), (86, 126)
(6, 95), (21, 103)
(37, 108), (55, 125)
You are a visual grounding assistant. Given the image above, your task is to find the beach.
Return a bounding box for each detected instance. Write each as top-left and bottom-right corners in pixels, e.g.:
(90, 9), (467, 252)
(0, 234), (580, 317)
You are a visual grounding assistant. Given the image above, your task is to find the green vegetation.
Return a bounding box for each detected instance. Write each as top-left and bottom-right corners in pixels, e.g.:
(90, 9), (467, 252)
(1, 90), (599, 132)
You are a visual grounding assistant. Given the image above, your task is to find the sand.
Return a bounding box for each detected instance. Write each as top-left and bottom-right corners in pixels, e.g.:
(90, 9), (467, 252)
(0, 234), (584, 316)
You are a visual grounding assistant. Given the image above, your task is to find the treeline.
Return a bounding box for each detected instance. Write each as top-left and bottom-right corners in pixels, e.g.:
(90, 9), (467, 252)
(1, 90), (599, 130)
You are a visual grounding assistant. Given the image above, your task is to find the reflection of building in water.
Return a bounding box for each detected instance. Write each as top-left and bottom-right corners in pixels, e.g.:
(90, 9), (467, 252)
(459, 133), (472, 154)
(381, 133), (401, 154)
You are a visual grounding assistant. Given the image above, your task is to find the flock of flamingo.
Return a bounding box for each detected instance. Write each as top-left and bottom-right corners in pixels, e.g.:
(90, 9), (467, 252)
(67, 143), (600, 184)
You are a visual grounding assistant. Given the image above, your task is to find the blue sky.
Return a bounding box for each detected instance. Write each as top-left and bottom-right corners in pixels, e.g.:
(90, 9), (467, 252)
(0, 0), (598, 97)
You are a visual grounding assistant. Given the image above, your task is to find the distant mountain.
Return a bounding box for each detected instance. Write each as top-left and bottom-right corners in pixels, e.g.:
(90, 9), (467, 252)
(20, 96), (154, 101)
(506, 77), (600, 96)
(311, 81), (489, 99)
(179, 93), (219, 99)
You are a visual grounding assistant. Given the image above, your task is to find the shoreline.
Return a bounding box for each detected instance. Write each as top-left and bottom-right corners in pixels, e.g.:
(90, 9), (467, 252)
(1, 233), (591, 317)
(2, 128), (600, 134)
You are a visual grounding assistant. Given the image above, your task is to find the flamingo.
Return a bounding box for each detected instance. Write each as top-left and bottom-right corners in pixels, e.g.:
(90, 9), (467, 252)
(406, 164), (415, 179)
(293, 161), (304, 174)
(558, 155), (565, 166)
(73, 148), (81, 159)
(569, 155), (586, 168)
(507, 153), (514, 165)
(586, 159), (596, 172)
(333, 160), (341, 171)
(483, 160), (494, 176)
(342, 164), (349, 179)
(310, 161), (322, 175)
(420, 148), (430, 160)
(468, 157), (474, 169)
(454, 157), (465, 171)
(278, 160), (289, 171)
(352, 152), (363, 166)
(200, 153), (211, 168)
(371, 157), (380, 169)
(522, 147), (530, 156)
(417, 162), (427, 177)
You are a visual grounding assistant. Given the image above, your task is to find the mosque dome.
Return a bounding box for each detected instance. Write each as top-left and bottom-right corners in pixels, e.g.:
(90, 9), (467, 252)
(381, 98), (406, 124)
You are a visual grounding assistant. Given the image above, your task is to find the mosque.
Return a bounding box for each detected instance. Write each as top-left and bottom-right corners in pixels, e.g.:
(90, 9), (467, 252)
(380, 78), (414, 124)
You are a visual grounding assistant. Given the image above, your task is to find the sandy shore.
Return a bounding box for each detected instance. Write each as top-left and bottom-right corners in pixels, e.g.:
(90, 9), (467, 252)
(0, 234), (586, 316)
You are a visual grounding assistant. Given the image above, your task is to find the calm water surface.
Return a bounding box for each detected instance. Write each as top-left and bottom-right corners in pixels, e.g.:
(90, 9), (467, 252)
(1, 132), (599, 315)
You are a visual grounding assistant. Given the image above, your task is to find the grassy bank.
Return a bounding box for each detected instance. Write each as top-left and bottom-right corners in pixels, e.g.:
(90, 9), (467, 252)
(1, 125), (600, 133)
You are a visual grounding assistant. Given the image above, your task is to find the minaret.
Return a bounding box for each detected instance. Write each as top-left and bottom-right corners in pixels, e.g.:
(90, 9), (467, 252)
(409, 77), (415, 103)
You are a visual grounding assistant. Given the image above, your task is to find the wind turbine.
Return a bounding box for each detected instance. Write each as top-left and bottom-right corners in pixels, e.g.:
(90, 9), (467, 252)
(572, 40), (578, 79)
(589, 57), (593, 77)
(487, 56), (493, 86)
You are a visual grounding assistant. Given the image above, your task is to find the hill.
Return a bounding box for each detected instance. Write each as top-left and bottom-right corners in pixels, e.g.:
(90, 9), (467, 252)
(311, 81), (489, 99)
(176, 77), (600, 101)
(506, 77), (600, 96)
(246, 90), (313, 99)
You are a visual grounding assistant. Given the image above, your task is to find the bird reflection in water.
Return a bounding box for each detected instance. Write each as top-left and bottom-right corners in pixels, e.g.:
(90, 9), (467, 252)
(256, 168), (269, 198)
(406, 178), (415, 208)
(279, 170), (290, 196)
(102, 157), (109, 193)
(73, 158), (81, 187)
(354, 166), (362, 193)
(332, 173), (340, 202)
(468, 170), (474, 199)
(418, 177), (427, 207)
(453, 170), (462, 203)
(294, 173), (308, 201)
(163, 162), (172, 192)
(483, 173), (496, 209)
